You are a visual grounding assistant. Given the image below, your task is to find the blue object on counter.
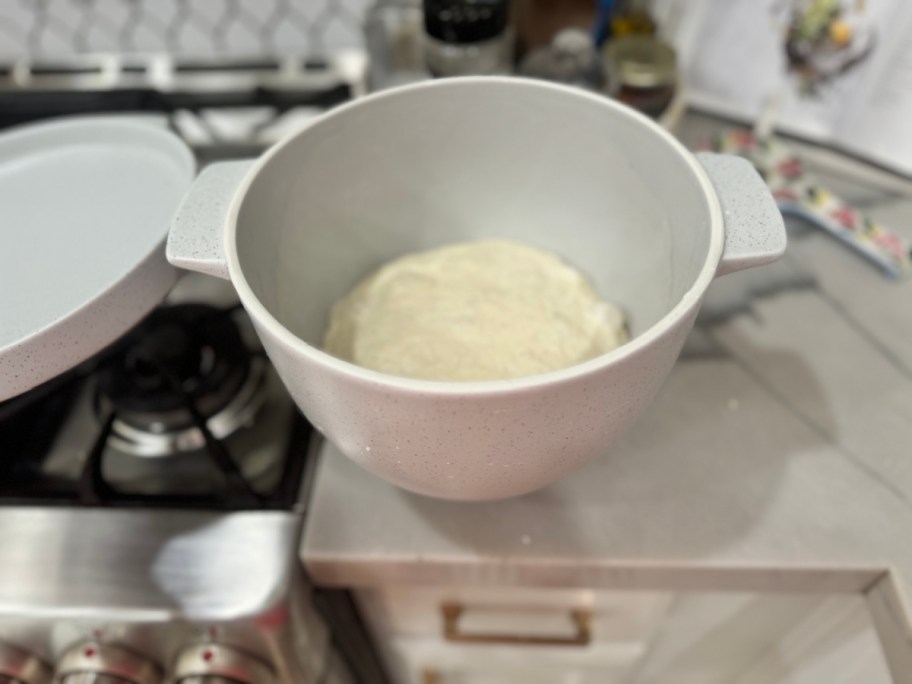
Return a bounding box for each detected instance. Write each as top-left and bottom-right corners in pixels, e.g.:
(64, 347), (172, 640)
(592, 0), (616, 46)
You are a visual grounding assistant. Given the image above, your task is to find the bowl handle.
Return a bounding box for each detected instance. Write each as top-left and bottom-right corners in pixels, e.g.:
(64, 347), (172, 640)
(166, 160), (255, 280)
(696, 152), (787, 277)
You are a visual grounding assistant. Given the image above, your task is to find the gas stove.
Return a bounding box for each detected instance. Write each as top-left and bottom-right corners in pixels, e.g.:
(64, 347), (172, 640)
(0, 301), (308, 508)
(0, 279), (320, 682)
(0, 52), (366, 161)
(0, 221), (380, 683)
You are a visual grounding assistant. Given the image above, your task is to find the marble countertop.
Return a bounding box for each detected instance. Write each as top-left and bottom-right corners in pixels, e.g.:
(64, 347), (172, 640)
(301, 113), (912, 679)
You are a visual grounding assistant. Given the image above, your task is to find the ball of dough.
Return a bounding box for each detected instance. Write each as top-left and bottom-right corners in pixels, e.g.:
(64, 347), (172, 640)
(323, 240), (628, 381)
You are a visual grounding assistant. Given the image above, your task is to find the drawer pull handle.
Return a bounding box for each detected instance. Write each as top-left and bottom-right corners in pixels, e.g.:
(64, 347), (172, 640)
(441, 603), (593, 647)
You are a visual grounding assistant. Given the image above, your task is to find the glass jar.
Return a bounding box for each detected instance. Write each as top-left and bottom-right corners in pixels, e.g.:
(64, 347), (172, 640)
(423, 0), (512, 77)
(604, 35), (676, 118)
(365, 0), (429, 91)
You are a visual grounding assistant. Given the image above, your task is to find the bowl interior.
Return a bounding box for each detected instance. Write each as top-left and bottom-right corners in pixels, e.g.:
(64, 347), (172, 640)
(236, 79), (713, 352)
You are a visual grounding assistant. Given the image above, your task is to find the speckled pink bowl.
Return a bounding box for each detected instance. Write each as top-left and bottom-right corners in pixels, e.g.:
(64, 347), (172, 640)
(167, 78), (785, 500)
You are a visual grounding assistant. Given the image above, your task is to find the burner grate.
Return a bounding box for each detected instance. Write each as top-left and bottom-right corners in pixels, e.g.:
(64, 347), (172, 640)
(0, 304), (311, 511)
(74, 405), (311, 511)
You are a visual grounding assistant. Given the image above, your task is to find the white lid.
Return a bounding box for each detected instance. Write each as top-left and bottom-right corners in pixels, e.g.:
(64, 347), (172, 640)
(0, 116), (195, 402)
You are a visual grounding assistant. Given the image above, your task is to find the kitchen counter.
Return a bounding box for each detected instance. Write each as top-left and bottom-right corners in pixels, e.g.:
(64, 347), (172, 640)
(301, 113), (912, 680)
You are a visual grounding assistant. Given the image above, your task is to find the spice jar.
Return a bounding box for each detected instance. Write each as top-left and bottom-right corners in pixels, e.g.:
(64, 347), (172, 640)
(423, 0), (511, 77)
(604, 35), (676, 118)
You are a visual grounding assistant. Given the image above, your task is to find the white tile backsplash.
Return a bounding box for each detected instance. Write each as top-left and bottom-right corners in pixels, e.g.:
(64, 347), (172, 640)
(0, 0), (372, 60)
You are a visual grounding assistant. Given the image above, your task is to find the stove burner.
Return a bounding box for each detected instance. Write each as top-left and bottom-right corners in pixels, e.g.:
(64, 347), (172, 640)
(0, 297), (310, 511)
(96, 304), (265, 457)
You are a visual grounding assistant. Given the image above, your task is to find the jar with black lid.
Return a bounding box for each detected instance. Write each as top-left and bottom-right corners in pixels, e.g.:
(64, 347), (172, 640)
(423, 0), (511, 76)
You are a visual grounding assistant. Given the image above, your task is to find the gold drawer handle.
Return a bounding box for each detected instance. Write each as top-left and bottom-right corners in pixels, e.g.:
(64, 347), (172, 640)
(441, 603), (593, 647)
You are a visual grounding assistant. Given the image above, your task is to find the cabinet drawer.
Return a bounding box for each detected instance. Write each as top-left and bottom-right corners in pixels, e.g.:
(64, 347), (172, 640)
(355, 586), (672, 644)
(387, 634), (644, 684)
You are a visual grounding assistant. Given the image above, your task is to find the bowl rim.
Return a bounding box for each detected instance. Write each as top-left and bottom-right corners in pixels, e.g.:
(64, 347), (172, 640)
(224, 76), (724, 395)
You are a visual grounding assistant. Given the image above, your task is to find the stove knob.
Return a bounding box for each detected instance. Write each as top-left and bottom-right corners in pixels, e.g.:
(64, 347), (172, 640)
(56, 643), (160, 684)
(0, 642), (52, 684)
(172, 644), (275, 684)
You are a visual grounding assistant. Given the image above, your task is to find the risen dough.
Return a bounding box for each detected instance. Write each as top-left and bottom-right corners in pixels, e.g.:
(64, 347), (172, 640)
(323, 240), (628, 381)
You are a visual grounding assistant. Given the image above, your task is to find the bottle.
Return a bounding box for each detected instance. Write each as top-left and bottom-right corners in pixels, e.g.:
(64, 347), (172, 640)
(422, 0), (511, 77)
(610, 0), (657, 38)
(365, 0), (429, 91)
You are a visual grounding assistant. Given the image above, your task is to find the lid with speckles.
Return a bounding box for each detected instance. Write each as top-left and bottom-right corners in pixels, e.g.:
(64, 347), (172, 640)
(0, 116), (195, 403)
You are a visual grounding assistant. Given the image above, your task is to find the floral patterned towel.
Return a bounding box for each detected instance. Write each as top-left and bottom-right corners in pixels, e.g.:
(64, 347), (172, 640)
(701, 129), (912, 280)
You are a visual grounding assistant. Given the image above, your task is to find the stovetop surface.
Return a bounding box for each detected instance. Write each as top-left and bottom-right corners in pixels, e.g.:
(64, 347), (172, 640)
(0, 65), (353, 515)
(0, 294), (312, 512)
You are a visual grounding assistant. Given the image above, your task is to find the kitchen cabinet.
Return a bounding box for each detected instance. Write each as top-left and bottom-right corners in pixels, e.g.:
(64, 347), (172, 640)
(356, 586), (657, 683)
(354, 588), (892, 684)
(356, 587), (672, 643)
